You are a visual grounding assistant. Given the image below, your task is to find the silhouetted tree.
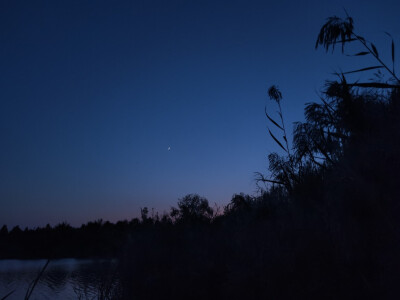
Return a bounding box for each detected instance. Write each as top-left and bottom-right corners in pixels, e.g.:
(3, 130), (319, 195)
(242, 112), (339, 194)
(171, 194), (213, 223)
(0, 225), (8, 236)
(10, 225), (22, 235)
(140, 207), (149, 222)
(225, 193), (253, 214)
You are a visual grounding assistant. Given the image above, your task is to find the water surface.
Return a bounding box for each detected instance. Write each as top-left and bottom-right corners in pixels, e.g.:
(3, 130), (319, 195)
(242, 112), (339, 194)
(0, 259), (118, 299)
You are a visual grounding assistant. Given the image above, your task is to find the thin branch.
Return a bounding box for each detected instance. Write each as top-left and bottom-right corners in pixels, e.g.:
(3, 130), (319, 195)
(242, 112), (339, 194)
(352, 33), (400, 84)
(254, 172), (285, 185)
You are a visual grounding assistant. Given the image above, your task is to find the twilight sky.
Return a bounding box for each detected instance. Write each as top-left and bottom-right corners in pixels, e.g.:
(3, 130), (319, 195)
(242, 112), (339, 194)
(1, 0), (399, 228)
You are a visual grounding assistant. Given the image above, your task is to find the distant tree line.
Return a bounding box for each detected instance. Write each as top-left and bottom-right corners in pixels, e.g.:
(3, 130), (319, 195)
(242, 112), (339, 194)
(0, 194), (222, 259)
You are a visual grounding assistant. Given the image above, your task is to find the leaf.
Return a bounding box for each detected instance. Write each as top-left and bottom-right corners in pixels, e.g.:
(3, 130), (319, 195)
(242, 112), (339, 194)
(326, 38), (357, 45)
(392, 40), (395, 64)
(347, 82), (400, 89)
(384, 32), (392, 38)
(371, 43), (379, 58)
(342, 66), (384, 75)
(385, 31), (395, 72)
(268, 128), (287, 153)
(1, 290), (15, 300)
(346, 51), (369, 56)
(265, 108), (283, 130)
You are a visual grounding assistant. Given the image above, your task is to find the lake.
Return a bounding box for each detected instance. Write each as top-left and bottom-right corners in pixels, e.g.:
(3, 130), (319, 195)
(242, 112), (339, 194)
(0, 259), (118, 299)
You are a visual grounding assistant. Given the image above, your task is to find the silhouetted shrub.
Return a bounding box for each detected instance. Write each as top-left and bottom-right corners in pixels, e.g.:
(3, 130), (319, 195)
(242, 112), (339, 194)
(170, 194), (214, 224)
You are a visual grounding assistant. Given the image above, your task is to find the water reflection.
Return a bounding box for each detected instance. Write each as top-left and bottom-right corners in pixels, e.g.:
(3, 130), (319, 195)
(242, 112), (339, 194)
(0, 259), (117, 299)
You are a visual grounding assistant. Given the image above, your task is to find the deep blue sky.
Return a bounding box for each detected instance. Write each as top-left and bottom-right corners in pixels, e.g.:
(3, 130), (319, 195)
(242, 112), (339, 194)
(1, 0), (399, 228)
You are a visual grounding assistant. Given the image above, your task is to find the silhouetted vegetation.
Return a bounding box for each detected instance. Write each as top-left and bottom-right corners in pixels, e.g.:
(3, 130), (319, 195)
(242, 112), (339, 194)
(0, 220), (124, 259)
(2, 15), (400, 299)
